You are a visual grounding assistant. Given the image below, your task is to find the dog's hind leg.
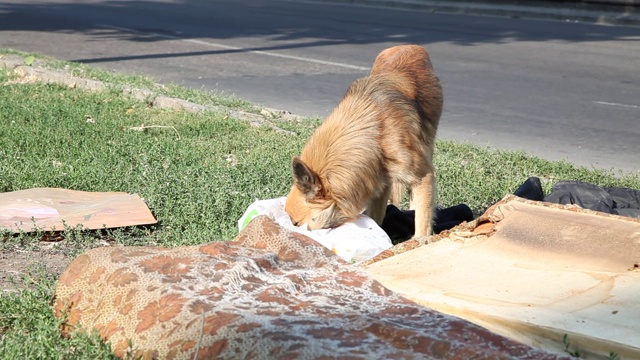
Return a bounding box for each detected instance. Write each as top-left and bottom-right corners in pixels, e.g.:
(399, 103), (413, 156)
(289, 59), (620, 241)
(389, 182), (405, 206)
(411, 163), (436, 241)
(365, 185), (392, 225)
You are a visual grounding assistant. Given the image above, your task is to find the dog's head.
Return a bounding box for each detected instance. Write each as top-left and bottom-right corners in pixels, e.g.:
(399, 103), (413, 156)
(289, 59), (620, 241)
(284, 156), (350, 230)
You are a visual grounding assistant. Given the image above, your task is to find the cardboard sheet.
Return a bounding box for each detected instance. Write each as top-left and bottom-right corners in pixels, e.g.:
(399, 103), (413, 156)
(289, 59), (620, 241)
(365, 196), (640, 359)
(0, 188), (157, 233)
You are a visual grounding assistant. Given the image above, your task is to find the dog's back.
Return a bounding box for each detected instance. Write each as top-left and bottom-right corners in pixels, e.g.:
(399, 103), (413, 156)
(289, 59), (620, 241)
(370, 44), (442, 151)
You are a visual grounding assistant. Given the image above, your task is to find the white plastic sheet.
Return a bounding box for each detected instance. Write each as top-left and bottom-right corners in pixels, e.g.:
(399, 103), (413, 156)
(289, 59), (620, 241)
(238, 197), (392, 264)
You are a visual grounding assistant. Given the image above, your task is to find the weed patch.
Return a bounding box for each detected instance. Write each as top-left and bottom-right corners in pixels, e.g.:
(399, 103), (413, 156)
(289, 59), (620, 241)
(0, 54), (639, 357)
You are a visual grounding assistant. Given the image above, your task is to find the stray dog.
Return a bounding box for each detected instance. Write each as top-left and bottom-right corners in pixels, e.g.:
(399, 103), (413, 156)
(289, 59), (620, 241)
(285, 44), (443, 239)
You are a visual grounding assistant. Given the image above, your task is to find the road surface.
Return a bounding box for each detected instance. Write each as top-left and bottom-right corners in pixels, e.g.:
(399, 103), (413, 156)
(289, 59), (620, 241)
(1, 0), (639, 173)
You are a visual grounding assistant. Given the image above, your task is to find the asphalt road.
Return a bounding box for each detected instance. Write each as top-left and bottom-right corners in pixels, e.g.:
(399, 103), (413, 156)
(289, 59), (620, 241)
(1, 0), (639, 173)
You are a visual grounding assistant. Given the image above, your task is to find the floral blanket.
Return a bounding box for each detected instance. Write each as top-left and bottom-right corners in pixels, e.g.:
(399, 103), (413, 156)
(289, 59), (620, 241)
(54, 215), (567, 359)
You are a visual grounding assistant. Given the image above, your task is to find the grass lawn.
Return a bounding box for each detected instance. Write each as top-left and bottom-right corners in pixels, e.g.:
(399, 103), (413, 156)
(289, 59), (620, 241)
(1, 51), (639, 358)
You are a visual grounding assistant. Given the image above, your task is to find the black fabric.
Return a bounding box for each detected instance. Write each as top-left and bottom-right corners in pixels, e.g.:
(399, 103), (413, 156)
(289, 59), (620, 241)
(544, 180), (640, 218)
(513, 176), (544, 201)
(544, 180), (614, 213)
(606, 186), (640, 218)
(381, 204), (474, 244)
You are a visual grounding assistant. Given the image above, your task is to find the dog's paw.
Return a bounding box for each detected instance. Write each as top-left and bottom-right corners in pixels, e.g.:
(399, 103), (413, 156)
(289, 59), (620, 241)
(411, 235), (434, 247)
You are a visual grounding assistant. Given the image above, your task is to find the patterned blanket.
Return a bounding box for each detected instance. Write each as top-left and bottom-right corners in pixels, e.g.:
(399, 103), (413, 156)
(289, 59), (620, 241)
(53, 215), (566, 359)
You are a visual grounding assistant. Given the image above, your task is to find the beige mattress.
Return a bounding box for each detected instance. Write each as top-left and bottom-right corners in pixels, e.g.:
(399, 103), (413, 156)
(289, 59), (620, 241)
(365, 195), (640, 359)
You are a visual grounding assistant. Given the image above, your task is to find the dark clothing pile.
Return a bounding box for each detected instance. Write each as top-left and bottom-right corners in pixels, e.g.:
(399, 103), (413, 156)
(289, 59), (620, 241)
(382, 177), (640, 243)
(514, 177), (640, 218)
(381, 204), (474, 244)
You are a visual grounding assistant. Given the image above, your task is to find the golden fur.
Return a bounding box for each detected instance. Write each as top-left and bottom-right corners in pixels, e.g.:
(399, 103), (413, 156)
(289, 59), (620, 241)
(285, 45), (443, 238)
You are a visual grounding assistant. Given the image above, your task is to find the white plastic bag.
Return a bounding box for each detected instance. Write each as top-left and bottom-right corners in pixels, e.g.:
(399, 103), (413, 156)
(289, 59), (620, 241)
(238, 197), (392, 264)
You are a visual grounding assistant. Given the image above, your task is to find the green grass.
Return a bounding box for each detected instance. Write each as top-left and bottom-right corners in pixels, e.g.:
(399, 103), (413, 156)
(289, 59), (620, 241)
(0, 269), (118, 360)
(1, 53), (639, 358)
(0, 82), (302, 245)
(435, 140), (639, 215)
(0, 48), (255, 111)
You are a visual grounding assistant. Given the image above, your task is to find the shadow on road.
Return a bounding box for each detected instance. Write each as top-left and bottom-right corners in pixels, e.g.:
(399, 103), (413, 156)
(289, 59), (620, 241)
(1, 0), (640, 65)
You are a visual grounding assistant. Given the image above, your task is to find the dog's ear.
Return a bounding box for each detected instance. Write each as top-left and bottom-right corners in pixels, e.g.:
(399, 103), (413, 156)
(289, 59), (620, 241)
(292, 156), (322, 198)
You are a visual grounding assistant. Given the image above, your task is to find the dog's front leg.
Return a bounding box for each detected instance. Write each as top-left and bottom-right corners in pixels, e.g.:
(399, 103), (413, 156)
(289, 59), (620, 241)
(365, 185), (391, 225)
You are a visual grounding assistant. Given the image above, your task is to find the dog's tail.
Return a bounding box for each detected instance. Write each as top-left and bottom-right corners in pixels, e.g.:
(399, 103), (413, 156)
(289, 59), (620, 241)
(370, 44), (435, 78)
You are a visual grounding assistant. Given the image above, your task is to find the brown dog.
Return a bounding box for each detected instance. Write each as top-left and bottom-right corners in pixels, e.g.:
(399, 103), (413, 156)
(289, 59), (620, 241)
(285, 44), (443, 239)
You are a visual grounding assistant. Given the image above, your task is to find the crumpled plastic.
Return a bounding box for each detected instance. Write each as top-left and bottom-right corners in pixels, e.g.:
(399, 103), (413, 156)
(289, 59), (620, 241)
(238, 197), (392, 264)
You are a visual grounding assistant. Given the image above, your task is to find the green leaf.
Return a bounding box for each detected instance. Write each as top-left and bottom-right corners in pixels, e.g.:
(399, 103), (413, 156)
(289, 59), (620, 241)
(24, 55), (35, 66)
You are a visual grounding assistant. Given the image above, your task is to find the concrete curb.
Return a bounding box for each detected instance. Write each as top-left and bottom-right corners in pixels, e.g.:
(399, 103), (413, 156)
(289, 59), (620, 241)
(0, 55), (300, 136)
(312, 0), (640, 26)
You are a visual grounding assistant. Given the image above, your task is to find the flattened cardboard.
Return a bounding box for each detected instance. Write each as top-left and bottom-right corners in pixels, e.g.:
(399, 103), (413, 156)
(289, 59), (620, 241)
(0, 188), (157, 233)
(365, 196), (640, 359)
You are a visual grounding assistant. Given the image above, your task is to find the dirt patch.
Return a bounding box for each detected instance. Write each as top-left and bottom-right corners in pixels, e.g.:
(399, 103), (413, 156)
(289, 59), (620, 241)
(0, 243), (73, 293)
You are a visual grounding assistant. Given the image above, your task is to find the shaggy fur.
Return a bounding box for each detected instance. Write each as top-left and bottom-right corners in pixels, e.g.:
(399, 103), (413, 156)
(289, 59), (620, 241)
(285, 45), (443, 238)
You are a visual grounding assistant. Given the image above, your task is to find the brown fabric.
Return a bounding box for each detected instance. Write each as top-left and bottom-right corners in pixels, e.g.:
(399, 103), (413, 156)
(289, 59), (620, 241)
(53, 215), (565, 359)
